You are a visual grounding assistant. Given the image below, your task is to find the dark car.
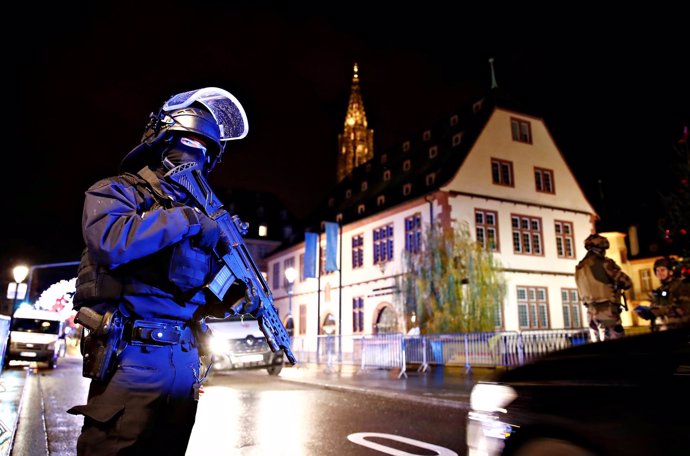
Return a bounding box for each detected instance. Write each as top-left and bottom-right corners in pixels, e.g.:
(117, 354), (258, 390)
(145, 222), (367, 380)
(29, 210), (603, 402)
(466, 326), (690, 456)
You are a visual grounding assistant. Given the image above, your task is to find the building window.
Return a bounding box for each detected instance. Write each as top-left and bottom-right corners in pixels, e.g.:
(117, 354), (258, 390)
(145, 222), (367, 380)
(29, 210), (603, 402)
(361, 181), (368, 191)
(299, 254), (305, 281)
(319, 246), (334, 276)
(423, 130), (431, 141)
(352, 234), (364, 269)
(511, 117), (532, 144)
(403, 160), (411, 171)
(299, 304), (307, 335)
(402, 183), (412, 195)
(491, 158), (514, 187)
(272, 262), (281, 289)
(377, 195), (385, 206)
(452, 132), (463, 146)
(450, 114), (459, 126)
(258, 225), (267, 237)
(383, 170), (391, 181)
(555, 221), (575, 258)
(402, 141), (410, 152)
(517, 286), (550, 329)
(561, 288), (581, 328)
(428, 146), (438, 158)
(425, 173), (436, 186)
(358, 204), (366, 214)
(352, 297), (364, 333)
(494, 302), (504, 329)
(405, 213), (422, 253)
(639, 268), (653, 292)
(535, 167), (555, 193)
(282, 257), (295, 288)
(475, 209), (499, 251)
(345, 189), (352, 199)
(373, 223), (394, 264)
(512, 215), (543, 255)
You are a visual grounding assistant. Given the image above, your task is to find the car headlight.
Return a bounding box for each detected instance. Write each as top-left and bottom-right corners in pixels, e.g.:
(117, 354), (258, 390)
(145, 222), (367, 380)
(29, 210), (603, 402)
(470, 383), (517, 413)
(208, 336), (231, 355)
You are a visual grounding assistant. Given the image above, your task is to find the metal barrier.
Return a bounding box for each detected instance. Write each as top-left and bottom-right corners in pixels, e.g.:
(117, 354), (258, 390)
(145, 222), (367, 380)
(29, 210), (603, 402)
(290, 326), (648, 378)
(0, 315), (9, 376)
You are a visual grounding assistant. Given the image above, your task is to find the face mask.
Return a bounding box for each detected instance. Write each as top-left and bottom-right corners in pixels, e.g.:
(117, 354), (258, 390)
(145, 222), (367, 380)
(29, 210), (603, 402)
(163, 136), (209, 173)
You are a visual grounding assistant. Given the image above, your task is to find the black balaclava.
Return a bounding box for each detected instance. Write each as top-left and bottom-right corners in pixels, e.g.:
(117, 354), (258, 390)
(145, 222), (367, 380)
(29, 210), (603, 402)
(161, 135), (211, 175)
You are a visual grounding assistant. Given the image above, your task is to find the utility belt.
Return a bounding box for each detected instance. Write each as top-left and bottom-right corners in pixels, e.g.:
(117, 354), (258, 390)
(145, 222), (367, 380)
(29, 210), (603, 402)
(76, 307), (193, 382)
(126, 319), (194, 346)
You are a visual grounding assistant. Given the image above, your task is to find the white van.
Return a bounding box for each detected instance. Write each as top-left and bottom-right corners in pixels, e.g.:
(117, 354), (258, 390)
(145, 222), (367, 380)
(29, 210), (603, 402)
(7, 307), (67, 369)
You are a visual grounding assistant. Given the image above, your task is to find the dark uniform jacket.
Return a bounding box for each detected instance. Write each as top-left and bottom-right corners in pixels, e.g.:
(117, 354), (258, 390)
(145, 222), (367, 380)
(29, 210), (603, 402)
(77, 169), (217, 322)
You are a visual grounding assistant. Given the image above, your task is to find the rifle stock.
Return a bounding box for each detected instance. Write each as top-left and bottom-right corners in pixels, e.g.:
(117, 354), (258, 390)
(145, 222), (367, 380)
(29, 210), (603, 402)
(165, 162), (297, 365)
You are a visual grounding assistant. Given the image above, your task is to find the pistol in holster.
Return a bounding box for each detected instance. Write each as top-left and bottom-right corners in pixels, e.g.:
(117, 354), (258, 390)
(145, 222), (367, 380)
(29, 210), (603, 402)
(75, 307), (126, 382)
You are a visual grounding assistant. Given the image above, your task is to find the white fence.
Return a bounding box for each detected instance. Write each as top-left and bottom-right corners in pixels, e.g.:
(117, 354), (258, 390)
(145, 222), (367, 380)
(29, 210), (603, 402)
(290, 328), (594, 375)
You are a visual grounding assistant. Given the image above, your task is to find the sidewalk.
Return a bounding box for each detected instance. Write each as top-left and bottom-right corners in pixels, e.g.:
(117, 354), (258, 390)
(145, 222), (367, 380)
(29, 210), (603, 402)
(0, 367), (27, 456)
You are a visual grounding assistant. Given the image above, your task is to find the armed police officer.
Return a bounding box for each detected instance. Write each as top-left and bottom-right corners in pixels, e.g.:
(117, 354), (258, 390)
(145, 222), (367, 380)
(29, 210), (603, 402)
(649, 257), (690, 330)
(68, 87), (254, 456)
(575, 233), (633, 341)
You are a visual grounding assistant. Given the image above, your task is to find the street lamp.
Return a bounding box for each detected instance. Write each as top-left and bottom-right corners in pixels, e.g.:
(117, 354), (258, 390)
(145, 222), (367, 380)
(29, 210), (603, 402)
(7, 264), (29, 313)
(284, 266), (297, 315)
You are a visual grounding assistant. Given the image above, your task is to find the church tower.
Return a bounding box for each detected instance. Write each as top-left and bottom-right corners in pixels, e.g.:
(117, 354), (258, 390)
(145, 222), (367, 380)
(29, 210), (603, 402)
(337, 63), (374, 182)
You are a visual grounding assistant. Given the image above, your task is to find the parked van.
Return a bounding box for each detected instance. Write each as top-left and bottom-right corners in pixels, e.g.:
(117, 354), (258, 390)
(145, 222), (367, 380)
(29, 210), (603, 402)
(7, 307), (67, 369)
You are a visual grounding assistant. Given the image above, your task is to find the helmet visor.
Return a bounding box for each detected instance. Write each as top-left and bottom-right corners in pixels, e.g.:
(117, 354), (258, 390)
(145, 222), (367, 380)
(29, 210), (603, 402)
(163, 87), (249, 141)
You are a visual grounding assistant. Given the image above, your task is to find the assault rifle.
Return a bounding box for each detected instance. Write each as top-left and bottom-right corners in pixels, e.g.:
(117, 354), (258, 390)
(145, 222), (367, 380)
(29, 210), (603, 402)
(164, 161), (297, 365)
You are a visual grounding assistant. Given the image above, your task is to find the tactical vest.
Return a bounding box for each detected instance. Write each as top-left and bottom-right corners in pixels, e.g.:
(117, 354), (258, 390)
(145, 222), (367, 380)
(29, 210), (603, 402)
(575, 260), (616, 305)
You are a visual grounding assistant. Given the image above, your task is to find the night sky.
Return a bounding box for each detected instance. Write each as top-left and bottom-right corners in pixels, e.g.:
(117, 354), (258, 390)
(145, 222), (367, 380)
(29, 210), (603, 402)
(2, 3), (688, 281)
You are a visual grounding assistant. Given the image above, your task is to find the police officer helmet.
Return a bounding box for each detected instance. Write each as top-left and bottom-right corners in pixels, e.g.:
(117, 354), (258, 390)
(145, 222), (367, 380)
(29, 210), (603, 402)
(120, 87), (249, 173)
(584, 234), (609, 251)
(653, 257), (675, 271)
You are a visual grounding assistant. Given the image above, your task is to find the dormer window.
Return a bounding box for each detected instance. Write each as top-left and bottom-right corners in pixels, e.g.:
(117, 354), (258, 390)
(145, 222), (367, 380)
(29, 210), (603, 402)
(336, 213), (343, 222)
(473, 99), (484, 112)
(377, 195), (385, 206)
(511, 117), (532, 144)
(422, 130), (431, 141)
(358, 204), (366, 214)
(328, 197), (335, 207)
(452, 132), (463, 147)
(361, 181), (368, 191)
(345, 189), (352, 199)
(428, 146), (438, 158)
(426, 173), (436, 186)
(402, 141), (410, 152)
(403, 183), (412, 195)
(450, 114), (459, 126)
(381, 153), (387, 164)
(383, 170), (391, 181)
(403, 160), (411, 171)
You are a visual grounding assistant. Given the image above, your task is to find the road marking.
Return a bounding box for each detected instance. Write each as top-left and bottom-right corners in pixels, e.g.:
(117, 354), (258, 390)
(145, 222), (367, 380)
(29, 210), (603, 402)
(347, 432), (458, 456)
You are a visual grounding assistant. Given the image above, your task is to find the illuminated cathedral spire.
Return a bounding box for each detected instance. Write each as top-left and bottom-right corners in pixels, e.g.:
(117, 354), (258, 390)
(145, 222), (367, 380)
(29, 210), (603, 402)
(337, 63), (374, 182)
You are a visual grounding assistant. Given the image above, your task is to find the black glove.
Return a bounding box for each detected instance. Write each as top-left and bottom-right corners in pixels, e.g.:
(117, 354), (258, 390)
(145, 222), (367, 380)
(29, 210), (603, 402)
(196, 213), (220, 250)
(231, 295), (262, 317)
(184, 208), (220, 251)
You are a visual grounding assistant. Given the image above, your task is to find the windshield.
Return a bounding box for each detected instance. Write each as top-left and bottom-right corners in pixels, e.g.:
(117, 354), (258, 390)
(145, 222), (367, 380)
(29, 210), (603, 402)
(11, 318), (61, 334)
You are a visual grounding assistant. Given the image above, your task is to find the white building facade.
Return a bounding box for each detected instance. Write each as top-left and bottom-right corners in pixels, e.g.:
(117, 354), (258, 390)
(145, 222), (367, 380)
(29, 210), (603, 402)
(265, 87), (601, 337)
